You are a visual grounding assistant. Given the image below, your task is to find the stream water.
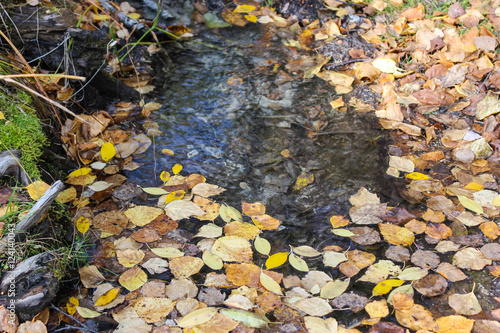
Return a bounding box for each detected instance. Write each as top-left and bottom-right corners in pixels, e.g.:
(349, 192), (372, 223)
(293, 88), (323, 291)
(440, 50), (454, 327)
(128, 25), (389, 249)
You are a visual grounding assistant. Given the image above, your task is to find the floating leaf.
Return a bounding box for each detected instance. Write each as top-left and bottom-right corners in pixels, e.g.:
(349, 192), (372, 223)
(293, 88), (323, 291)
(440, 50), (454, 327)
(88, 181), (112, 192)
(266, 252), (288, 269)
(101, 142), (116, 162)
(292, 245), (321, 257)
(202, 251), (223, 270)
(94, 287), (120, 307)
(260, 270), (283, 295)
(76, 306), (101, 318)
(212, 236), (253, 262)
(142, 187), (168, 195)
(332, 228), (355, 237)
(151, 247), (184, 258)
(124, 206), (163, 226)
(164, 200), (205, 220)
(289, 253), (309, 272)
(172, 163), (183, 175)
(234, 4), (256, 13)
(330, 215), (349, 228)
(320, 278), (350, 299)
(372, 279), (404, 296)
(219, 308), (270, 328)
(118, 267), (148, 292)
(177, 307), (219, 328)
(160, 171), (171, 182)
(254, 235), (271, 256)
(398, 267), (429, 281)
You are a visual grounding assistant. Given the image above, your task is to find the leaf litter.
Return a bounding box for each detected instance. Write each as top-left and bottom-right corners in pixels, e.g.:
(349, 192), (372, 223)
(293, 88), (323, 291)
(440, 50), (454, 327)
(9, 0), (500, 332)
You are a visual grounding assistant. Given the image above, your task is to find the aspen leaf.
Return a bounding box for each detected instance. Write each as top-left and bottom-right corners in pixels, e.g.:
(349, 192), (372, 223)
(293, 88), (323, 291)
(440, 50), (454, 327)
(161, 148), (174, 155)
(265, 252), (288, 269)
(164, 200), (205, 220)
(219, 308), (270, 328)
(160, 171), (170, 182)
(245, 14), (257, 22)
(76, 306), (101, 318)
(332, 228), (355, 237)
(142, 187), (168, 195)
(320, 278), (350, 299)
(101, 142), (116, 162)
(289, 253), (309, 272)
(226, 205), (243, 222)
(164, 190), (185, 204)
(457, 195), (484, 215)
(67, 297), (79, 316)
(124, 206), (163, 226)
(95, 287), (120, 307)
(151, 247), (184, 258)
(234, 4), (256, 13)
(211, 236), (252, 262)
(177, 307), (219, 328)
(202, 251), (223, 270)
(76, 216), (90, 234)
(398, 267), (429, 281)
(329, 215), (349, 228)
(293, 297), (333, 316)
(26, 180), (50, 201)
(372, 279), (404, 296)
(387, 285), (414, 305)
(435, 315), (474, 333)
(379, 223), (415, 246)
(242, 201), (266, 215)
(172, 163), (183, 174)
(118, 267), (148, 291)
(254, 235), (271, 256)
(406, 172), (429, 180)
(292, 245), (321, 257)
(88, 181), (112, 192)
(260, 270), (283, 295)
(67, 167), (92, 178)
(448, 291), (482, 315)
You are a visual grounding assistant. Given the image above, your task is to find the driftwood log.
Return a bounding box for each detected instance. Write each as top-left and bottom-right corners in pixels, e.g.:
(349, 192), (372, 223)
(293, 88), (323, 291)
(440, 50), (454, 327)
(0, 180), (65, 253)
(0, 252), (59, 322)
(0, 150), (30, 186)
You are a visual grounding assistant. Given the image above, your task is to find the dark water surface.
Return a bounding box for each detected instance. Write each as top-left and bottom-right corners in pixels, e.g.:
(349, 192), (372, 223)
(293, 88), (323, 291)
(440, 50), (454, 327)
(128, 26), (387, 248)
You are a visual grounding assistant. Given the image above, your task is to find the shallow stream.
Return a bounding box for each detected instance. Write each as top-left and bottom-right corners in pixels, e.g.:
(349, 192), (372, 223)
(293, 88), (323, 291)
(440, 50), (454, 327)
(128, 25), (389, 249)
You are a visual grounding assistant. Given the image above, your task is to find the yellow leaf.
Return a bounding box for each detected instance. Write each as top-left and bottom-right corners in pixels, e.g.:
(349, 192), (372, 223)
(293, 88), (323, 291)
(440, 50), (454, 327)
(76, 306), (101, 318)
(464, 182), (484, 191)
(289, 253), (309, 272)
(161, 149), (174, 155)
(260, 270), (283, 295)
(164, 190), (185, 204)
(67, 297), (79, 316)
(245, 14), (258, 22)
(94, 287), (120, 306)
(76, 216), (90, 234)
(118, 266), (148, 292)
(457, 195), (484, 215)
(293, 173), (314, 191)
(142, 187), (168, 195)
(332, 228), (355, 237)
(254, 235), (271, 256)
(127, 12), (141, 20)
(160, 171), (171, 182)
(101, 142), (116, 162)
(265, 252), (288, 269)
(202, 251), (223, 270)
(172, 163), (183, 175)
(372, 279), (404, 296)
(330, 215), (349, 228)
(493, 195), (500, 207)
(0, 111), (4, 119)
(379, 223), (415, 246)
(320, 278), (350, 299)
(151, 247), (184, 258)
(234, 4), (256, 13)
(67, 167), (92, 178)
(177, 307), (219, 328)
(406, 172), (429, 180)
(26, 180), (50, 201)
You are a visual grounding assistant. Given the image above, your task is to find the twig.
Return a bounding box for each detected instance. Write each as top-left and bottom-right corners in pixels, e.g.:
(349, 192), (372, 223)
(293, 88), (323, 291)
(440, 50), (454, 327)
(312, 130), (360, 136)
(476, 69), (494, 95)
(50, 305), (99, 333)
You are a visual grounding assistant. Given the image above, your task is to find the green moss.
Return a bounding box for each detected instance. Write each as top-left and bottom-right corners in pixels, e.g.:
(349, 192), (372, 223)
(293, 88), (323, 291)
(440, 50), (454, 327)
(0, 89), (47, 179)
